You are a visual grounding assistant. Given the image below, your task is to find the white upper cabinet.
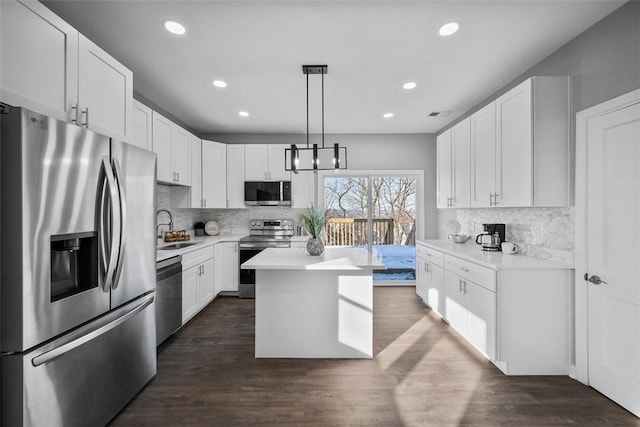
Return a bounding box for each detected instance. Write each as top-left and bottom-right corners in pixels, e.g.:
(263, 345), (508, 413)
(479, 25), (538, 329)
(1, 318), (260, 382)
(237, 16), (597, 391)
(0, 0), (78, 122)
(467, 76), (569, 208)
(190, 136), (203, 208)
(172, 125), (192, 186)
(498, 77), (569, 207)
(0, 1), (133, 141)
(291, 172), (316, 208)
(267, 144), (291, 181)
(470, 103), (497, 207)
(244, 144), (291, 181)
(77, 34), (133, 142)
(226, 145), (246, 208)
(152, 110), (192, 186)
(201, 140), (227, 208)
(132, 100), (153, 151)
(436, 129), (453, 208)
(451, 118), (471, 208)
(244, 145), (268, 180)
(152, 111), (173, 183)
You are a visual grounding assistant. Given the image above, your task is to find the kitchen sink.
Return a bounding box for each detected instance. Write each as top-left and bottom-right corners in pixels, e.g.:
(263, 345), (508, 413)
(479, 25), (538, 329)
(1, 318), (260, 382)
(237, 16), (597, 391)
(157, 242), (197, 250)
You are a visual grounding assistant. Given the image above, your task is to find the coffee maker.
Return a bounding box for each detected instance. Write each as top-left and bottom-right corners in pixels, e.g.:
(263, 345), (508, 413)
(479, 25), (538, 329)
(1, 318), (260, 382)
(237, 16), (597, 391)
(475, 223), (506, 251)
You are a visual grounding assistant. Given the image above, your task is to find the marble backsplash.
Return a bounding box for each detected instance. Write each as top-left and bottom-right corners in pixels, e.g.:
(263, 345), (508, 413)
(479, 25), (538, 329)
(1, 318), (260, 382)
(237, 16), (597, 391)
(455, 207), (574, 265)
(157, 185), (304, 236)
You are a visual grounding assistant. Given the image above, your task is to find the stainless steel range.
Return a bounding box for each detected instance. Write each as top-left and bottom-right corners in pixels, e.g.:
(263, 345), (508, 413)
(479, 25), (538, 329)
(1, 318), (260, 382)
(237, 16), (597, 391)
(238, 219), (294, 298)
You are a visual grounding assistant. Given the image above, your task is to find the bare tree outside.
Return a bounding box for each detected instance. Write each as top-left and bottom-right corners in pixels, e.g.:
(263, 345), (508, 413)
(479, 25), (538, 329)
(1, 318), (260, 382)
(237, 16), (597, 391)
(324, 176), (416, 246)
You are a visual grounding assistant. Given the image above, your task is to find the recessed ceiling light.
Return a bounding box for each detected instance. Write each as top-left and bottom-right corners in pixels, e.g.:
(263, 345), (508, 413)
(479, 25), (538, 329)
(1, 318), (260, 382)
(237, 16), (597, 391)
(403, 82), (417, 90)
(238, 111), (249, 117)
(212, 80), (227, 88)
(439, 22), (459, 37)
(163, 20), (186, 35)
(383, 113), (394, 118)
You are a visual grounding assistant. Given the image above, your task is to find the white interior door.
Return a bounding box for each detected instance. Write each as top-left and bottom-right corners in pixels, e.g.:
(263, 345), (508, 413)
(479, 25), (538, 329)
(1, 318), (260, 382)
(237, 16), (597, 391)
(586, 100), (640, 417)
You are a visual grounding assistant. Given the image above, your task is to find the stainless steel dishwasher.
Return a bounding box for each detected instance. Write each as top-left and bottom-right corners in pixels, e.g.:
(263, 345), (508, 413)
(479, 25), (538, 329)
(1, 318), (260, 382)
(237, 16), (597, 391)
(155, 255), (182, 345)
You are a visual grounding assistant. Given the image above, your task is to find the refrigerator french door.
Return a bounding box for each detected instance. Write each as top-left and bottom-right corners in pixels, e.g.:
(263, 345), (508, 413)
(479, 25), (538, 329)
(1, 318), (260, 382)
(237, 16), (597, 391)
(1, 106), (157, 426)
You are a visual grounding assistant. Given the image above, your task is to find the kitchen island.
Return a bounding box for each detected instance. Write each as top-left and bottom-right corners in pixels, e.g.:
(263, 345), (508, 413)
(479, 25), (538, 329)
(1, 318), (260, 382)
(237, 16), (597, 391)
(242, 246), (384, 359)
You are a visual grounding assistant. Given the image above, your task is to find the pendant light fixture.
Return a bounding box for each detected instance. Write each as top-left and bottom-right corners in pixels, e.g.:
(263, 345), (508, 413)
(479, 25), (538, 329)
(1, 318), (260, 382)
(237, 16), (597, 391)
(285, 65), (347, 173)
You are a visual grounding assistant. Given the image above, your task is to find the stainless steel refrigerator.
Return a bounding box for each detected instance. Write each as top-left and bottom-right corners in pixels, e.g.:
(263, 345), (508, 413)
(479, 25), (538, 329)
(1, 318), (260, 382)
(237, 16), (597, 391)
(0, 106), (157, 426)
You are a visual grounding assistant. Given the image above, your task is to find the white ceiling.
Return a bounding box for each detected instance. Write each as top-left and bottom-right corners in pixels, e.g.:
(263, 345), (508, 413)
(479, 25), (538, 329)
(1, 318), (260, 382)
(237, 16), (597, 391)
(44, 0), (625, 135)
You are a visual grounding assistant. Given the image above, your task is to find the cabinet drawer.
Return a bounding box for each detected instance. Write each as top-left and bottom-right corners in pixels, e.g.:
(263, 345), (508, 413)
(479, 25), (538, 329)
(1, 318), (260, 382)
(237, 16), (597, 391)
(182, 246), (214, 270)
(424, 247), (444, 267)
(445, 255), (496, 292)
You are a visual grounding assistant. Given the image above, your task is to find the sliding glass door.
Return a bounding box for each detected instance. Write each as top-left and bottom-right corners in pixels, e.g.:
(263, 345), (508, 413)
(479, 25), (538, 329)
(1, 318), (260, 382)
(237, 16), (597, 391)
(322, 173), (418, 282)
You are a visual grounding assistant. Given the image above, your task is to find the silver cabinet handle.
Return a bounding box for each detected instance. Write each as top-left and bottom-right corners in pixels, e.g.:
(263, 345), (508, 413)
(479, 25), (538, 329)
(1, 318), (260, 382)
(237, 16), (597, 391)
(32, 294), (154, 367)
(586, 274), (608, 285)
(493, 193), (499, 205)
(71, 103), (79, 124)
(111, 158), (127, 290)
(203, 198), (207, 207)
(489, 193), (494, 206)
(459, 279), (463, 293)
(80, 107), (89, 127)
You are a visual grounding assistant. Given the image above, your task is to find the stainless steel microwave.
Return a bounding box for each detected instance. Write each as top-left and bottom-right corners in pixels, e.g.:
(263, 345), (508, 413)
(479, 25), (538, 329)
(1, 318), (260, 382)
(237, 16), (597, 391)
(244, 181), (291, 206)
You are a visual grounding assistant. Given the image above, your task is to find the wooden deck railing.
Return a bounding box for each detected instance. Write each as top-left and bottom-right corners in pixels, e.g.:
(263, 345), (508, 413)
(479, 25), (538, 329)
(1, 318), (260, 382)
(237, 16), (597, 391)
(325, 218), (394, 246)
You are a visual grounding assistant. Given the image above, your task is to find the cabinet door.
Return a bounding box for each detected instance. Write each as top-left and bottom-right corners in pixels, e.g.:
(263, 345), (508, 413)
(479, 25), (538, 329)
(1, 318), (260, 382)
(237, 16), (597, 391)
(152, 111), (173, 183)
(496, 79), (533, 207)
(78, 34), (133, 142)
(190, 136), (202, 208)
(172, 126), (192, 186)
(182, 266), (199, 323)
(216, 242), (239, 292)
(451, 118), (471, 208)
(226, 145), (245, 208)
(415, 256), (427, 301)
(132, 100), (152, 151)
(428, 264), (445, 318)
(436, 130), (452, 208)
(202, 140), (227, 208)
(198, 259), (215, 308)
(470, 103), (496, 207)
(268, 144), (291, 181)
(291, 171), (315, 208)
(464, 280), (496, 359)
(245, 145), (268, 180)
(0, 0), (78, 122)
(445, 271), (466, 334)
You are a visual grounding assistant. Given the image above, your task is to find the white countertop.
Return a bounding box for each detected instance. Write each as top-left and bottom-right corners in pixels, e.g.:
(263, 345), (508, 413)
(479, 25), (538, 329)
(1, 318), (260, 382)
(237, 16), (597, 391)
(419, 239), (574, 270)
(242, 246), (385, 270)
(156, 234), (244, 262)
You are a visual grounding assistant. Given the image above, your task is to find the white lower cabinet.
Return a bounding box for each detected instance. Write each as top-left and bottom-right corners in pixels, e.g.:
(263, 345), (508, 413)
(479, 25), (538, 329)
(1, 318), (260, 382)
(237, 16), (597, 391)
(445, 271), (496, 359)
(181, 246), (215, 324)
(416, 243), (445, 318)
(419, 242), (572, 375)
(215, 242), (239, 292)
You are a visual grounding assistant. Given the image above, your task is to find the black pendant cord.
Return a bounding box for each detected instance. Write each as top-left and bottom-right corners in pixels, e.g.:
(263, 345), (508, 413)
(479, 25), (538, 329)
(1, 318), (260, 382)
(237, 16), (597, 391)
(306, 72), (309, 148)
(321, 72), (325, 148)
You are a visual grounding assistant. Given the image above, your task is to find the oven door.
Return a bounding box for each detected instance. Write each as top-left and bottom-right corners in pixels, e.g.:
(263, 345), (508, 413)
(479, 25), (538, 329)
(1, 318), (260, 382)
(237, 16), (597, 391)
(239, 247), (263, 285)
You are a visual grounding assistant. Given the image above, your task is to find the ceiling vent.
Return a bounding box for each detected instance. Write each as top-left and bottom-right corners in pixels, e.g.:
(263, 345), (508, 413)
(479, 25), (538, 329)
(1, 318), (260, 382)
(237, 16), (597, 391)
(428, 111), (452, 117)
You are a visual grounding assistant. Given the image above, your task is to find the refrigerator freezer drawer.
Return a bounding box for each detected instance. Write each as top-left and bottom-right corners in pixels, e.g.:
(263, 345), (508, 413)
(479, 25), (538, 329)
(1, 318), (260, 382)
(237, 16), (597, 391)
(1, 293), (157, 427)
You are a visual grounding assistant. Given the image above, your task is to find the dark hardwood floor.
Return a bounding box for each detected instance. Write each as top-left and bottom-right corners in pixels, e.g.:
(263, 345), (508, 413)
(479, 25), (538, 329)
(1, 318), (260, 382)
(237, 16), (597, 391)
(110, 287), (640, 426)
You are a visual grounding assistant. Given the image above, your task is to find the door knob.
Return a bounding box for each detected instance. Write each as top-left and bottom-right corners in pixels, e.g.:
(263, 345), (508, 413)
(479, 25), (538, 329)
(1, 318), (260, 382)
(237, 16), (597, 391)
(585, 274), (608, 285)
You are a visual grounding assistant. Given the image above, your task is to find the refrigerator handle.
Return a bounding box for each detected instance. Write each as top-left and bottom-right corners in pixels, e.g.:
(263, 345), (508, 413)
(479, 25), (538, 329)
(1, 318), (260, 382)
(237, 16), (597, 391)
(111, 158), (127, 290)
(100, 156), (121, 292)
(99, 175), (109, 276)
(31, 294), (154, 367)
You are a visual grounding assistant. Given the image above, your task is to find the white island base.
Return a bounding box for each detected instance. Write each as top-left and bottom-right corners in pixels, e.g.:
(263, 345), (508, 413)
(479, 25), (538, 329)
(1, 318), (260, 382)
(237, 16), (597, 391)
(244, 247), (384, 359)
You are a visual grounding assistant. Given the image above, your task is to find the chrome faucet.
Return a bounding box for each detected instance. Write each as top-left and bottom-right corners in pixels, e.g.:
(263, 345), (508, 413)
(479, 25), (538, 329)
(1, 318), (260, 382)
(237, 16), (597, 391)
(156, 209), (174, 238)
